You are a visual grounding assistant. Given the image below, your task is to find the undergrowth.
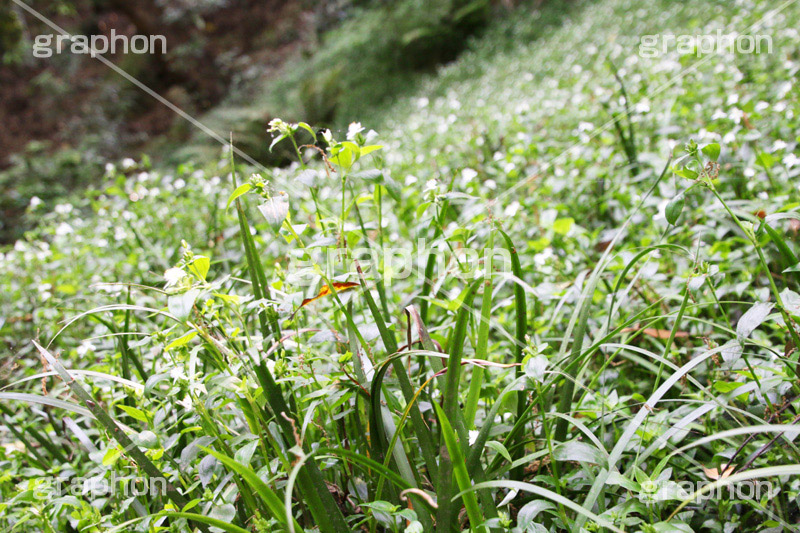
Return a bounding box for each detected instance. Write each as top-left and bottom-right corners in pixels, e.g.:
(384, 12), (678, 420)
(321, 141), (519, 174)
(2, 0), (800, 532)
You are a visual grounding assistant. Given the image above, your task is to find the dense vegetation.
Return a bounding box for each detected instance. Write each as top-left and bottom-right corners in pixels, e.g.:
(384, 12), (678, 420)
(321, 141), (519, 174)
(2, 0), (800, 531)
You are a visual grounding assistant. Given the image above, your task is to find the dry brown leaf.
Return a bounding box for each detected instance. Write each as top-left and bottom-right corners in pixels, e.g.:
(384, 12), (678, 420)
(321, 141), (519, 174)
(622, 327), (690, 340)
(294, 282), (360, 316)
(702, 464), (735, 480)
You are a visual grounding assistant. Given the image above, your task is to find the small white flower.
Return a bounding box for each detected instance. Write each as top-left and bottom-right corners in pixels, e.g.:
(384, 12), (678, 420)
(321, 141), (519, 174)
(121, 157), (136, 169)
(783, 153), (800, 168)
(29, 196), (42, 208)
(77, 341), (96, 356)
(164, 267), (186, 287)
(710, 108), (727, 120)
(346, 122), (364, 141)
(468, 430), (479, 445)
(55, 222), (73, 236)
(176, 395), (193, 410)
(55, 203), (73, 215)
(461, 168), (478, 181)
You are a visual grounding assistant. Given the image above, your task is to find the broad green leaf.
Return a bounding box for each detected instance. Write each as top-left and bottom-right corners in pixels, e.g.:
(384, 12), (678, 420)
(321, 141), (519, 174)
(736, 301), (774, 340)
(553, 441), (604, 465)
(166, 330), (198, 350)
(226, 183), (252, 210)
(665, 195), (684, 225)
(258, 193), (289, 232)
(701, 143), (720, 161)
(552, 217), (574, 235)
(102, 446), (121, 466)
(189, 256), (210, 281)
(485, 441), (512, 463)
(117, 404), (149, 423)
(168, 289), (201, 322)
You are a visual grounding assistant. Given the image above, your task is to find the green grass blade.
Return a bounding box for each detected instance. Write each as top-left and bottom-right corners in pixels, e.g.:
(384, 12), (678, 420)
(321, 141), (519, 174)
(434, 402), (487, 533)
(456, 480), (624, 533)
(200, 447), (301, 531)
(157, 512), (251, 533)
(251, 361), (350, 533)
(32, 341), (210, 533)
(465, 232), (495, 428)
(497, 228), (527, 478)
(356, 263), (439, 483)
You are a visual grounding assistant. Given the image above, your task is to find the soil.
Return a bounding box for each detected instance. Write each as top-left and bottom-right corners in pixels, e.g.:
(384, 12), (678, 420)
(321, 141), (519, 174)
(0, 0), (313, 168)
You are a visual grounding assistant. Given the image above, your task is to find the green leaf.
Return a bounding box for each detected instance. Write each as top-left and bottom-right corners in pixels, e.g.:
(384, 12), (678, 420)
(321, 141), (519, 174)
(553, 441), (604, 464)
(552, 217), (574, 235)
(269, 133), (288, 151)
(102, 446), (122, 466)
(485, 441), (512, 463)
(168, 289), (201, 322)
(166, 330), (198, 351)
(117, 404), (149, 423)
(226, 183), (252, 210)
(736, 301), (774, 341)
(756, 150), (775, 169)
(234, 440), (258, 465)
(158, 512), (250, 533)
(713, 381), (745, 394)
(297, 122), (317, 141)
(258, 193), (289, 232)
(189, 256), (210, 281)
(674, 167), (698, 180)
(701, 143), (720, 161)
(665, 195), (685, 225)
(359, 145), (383, 157)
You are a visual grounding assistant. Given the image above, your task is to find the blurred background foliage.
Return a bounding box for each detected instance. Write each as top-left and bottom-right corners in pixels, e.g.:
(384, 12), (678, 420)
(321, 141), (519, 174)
(0, 0), (514, 243)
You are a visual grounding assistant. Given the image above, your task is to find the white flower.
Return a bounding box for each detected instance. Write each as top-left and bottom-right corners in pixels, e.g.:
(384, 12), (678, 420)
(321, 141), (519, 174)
(29, 196), (42, 208)
(55, 222), (73, 236)
(346, 122), (365, 141)
(121, 157), (136, 169)
(783, 153), (800, 168)
(55, 203), (73, 215)
(423, 179), (438, 194)
(77, 341), (96, 356)
(468, 430), (479, 445)
(164, 267), (186, 287)
(322, 129), (333, 144)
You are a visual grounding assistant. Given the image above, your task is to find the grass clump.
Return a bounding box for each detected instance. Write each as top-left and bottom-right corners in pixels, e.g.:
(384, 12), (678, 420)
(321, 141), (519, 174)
(3, 0), (800, 531)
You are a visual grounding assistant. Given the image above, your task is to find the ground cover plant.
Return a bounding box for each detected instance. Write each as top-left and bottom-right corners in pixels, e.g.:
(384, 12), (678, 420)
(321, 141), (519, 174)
(2, 0), (800, 531)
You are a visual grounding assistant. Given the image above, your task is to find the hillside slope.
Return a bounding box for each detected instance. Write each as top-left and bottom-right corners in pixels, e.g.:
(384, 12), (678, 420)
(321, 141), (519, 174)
(2, 0), (800, 531)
